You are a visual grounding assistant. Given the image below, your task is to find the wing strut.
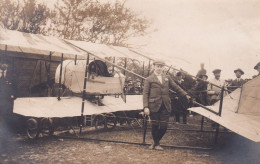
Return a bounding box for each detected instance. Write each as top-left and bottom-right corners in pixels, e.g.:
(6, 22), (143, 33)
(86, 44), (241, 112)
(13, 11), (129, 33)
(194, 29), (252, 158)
(80, 54), (90, 134)
(64, 40), (215, 115)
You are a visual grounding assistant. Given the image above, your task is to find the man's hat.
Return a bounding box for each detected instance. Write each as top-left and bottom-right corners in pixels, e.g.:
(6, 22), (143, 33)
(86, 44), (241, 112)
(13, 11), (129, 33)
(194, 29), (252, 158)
(153, 59), (165, 66)
(199, 74), (208, 79)
(176, 72), (182, 77)
(234, 68), (244, 75)
(254, 62), (260, 70)
(212, 69), (221, 74)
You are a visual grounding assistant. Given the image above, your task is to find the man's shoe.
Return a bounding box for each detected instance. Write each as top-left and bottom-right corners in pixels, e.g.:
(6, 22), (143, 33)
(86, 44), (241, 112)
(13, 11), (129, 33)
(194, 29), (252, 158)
(149, 144), (155, 150)
(154, 145), (164, 150)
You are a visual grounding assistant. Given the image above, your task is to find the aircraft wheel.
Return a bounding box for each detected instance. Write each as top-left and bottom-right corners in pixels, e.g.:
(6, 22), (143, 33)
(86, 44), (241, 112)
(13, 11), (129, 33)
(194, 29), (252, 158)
(104, 113), (117, 130)
(26, 118), (39, 139)
(93, 114), (105, 129)
(40, 118), (54, 136)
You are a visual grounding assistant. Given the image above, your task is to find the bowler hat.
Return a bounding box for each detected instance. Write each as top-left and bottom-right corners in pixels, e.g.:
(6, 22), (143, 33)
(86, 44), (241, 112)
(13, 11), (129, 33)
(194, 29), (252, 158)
(153, 59), (165, 66)
(212, 69), (221, 74)
(254, 62), (260, 70)
(234, 68), (244, 75)
(176, 72), (182, 77)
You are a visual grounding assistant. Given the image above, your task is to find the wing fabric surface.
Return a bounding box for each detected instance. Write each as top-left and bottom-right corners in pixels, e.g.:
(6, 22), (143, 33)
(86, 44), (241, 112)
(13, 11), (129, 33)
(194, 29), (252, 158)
(13, 95), (143, 118)
(189, 77), (260, 142)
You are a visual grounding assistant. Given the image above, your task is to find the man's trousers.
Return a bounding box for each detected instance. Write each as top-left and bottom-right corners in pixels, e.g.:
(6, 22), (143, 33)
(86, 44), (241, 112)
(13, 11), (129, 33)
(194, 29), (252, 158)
(150, 103), (169, 145)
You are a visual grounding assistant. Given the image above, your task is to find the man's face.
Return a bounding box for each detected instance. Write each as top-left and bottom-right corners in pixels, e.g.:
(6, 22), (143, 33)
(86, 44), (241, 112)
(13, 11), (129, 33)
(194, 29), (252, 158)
(235, 71), (242, 78)
(202, 76), (207, 80)
(177, 75), (183, 81)
(154, 64), (164, 74)
(214, 72), (221, 79)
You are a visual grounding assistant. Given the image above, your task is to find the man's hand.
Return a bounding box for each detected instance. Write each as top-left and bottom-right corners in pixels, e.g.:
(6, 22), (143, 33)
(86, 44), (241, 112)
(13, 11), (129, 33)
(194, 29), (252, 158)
(144, 107), (150, 116)
(185, 95), (191, 102)
(185, 95), (195, 105)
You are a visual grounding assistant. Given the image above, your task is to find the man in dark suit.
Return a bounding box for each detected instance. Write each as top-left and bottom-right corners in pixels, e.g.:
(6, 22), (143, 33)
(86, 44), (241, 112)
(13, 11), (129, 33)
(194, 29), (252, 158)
(143, 60), (190, 150)
(172, 72), (188, 124)
(190, 74), (209, 106)
(229, 68), (245, 91)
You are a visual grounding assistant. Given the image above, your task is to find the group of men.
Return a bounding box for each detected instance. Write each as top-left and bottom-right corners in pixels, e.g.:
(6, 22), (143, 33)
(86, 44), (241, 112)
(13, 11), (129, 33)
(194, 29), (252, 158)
(123, 77), (143, 94)
(142, 60), (260, 150)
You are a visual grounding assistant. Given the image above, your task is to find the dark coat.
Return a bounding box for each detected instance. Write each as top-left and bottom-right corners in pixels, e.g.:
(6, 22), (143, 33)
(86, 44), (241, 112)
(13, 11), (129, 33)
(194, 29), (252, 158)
(190, 80), (209, 106)
(229, 78), (246, 91)
(143, 73), (187, 113)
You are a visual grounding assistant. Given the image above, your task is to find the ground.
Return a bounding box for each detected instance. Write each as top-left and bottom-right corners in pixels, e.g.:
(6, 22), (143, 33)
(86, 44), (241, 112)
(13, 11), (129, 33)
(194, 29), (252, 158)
(0, 115), (259, 164)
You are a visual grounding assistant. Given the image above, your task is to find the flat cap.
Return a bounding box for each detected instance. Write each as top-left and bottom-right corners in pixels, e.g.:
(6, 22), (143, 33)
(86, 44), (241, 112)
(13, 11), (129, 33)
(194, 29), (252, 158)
(254, 62), (260, 70)
(234, 68), (244, 75)
(153, 59), (165, 66)
(212, 69), (221, 74)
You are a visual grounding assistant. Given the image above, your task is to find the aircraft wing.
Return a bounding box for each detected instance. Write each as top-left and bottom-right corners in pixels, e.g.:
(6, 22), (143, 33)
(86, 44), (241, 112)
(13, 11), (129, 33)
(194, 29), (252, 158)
(13, 95), (143, 118)
(188, 77), (260, 142)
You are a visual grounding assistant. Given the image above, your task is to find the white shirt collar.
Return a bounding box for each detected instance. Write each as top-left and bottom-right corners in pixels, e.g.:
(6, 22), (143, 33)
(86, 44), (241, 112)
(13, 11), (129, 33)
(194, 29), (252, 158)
(154, 72), (163, 83)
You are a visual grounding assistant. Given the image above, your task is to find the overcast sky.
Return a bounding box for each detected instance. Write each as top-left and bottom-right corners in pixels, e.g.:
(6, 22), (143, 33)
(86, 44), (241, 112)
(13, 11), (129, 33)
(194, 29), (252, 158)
(125, 0), (260, 79)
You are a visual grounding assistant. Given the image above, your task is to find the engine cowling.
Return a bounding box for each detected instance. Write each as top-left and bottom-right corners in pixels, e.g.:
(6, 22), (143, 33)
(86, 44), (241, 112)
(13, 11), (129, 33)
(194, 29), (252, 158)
(55, 60), (125, 95)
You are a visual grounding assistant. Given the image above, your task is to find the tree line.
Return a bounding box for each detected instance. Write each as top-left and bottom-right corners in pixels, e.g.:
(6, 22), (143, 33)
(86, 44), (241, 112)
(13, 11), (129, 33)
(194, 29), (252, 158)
(0, 0), (150, 47)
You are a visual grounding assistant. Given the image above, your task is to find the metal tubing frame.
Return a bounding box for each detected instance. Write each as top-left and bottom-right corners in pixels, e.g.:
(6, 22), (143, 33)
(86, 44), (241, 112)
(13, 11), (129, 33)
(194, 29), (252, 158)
(166, 65), (172, 75)
(141, 61), (145, 84)
(80, 54), (90, 134)
(123, 57), (127, 75)
(128, 49), (230, 92)
(200, 116), (204, 131)
(74, 55), (77, 65)
(142, 116), (148, 144)
(57, 53), (64, 101)
(39, 60), (42, 83)
(47, 52), (52, 86)
(112, 57), (115, 74)
(214, 86), (225, 144)
(236, 85), (243, 113)
(57, 135), (213, 151)
(147, 59), (151, 76)
(63, 40), (214, 115)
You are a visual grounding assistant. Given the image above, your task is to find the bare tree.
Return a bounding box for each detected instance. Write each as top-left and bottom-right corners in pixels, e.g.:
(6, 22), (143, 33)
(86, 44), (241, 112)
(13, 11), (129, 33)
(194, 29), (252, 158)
(20, 0), (50, 34)
(0, 0), (150, 46)
(0, 0), (49, 34)
(0, 0), (21, 30)
(48, 0), (150, 46)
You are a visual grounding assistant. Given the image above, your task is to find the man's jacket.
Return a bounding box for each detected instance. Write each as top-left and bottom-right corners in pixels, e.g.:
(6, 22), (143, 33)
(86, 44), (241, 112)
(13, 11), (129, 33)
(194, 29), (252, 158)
(143, 73), (187, 112)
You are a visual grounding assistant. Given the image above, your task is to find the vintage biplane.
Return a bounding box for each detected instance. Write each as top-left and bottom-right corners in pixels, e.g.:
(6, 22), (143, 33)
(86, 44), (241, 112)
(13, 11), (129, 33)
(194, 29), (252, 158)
(0, 28), (259, 145)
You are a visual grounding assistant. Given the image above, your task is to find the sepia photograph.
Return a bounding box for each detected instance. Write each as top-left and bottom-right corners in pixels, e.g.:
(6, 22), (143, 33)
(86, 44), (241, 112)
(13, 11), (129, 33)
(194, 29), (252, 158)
(0, 0), (260, 163)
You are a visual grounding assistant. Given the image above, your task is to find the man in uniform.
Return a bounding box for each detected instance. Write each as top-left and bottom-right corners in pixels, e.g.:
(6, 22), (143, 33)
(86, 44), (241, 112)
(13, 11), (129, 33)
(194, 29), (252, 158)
(207, 69), (226, 105)
(229, 68), (245, 91)
(143, 60), (190, 150)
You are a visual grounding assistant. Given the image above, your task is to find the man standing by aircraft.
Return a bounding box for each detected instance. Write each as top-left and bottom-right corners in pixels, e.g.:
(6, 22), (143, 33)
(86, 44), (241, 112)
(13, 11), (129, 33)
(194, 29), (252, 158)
(207, 69), (226, 105)
(229, 68), (245, 92)
(143, 60), (190, 150)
